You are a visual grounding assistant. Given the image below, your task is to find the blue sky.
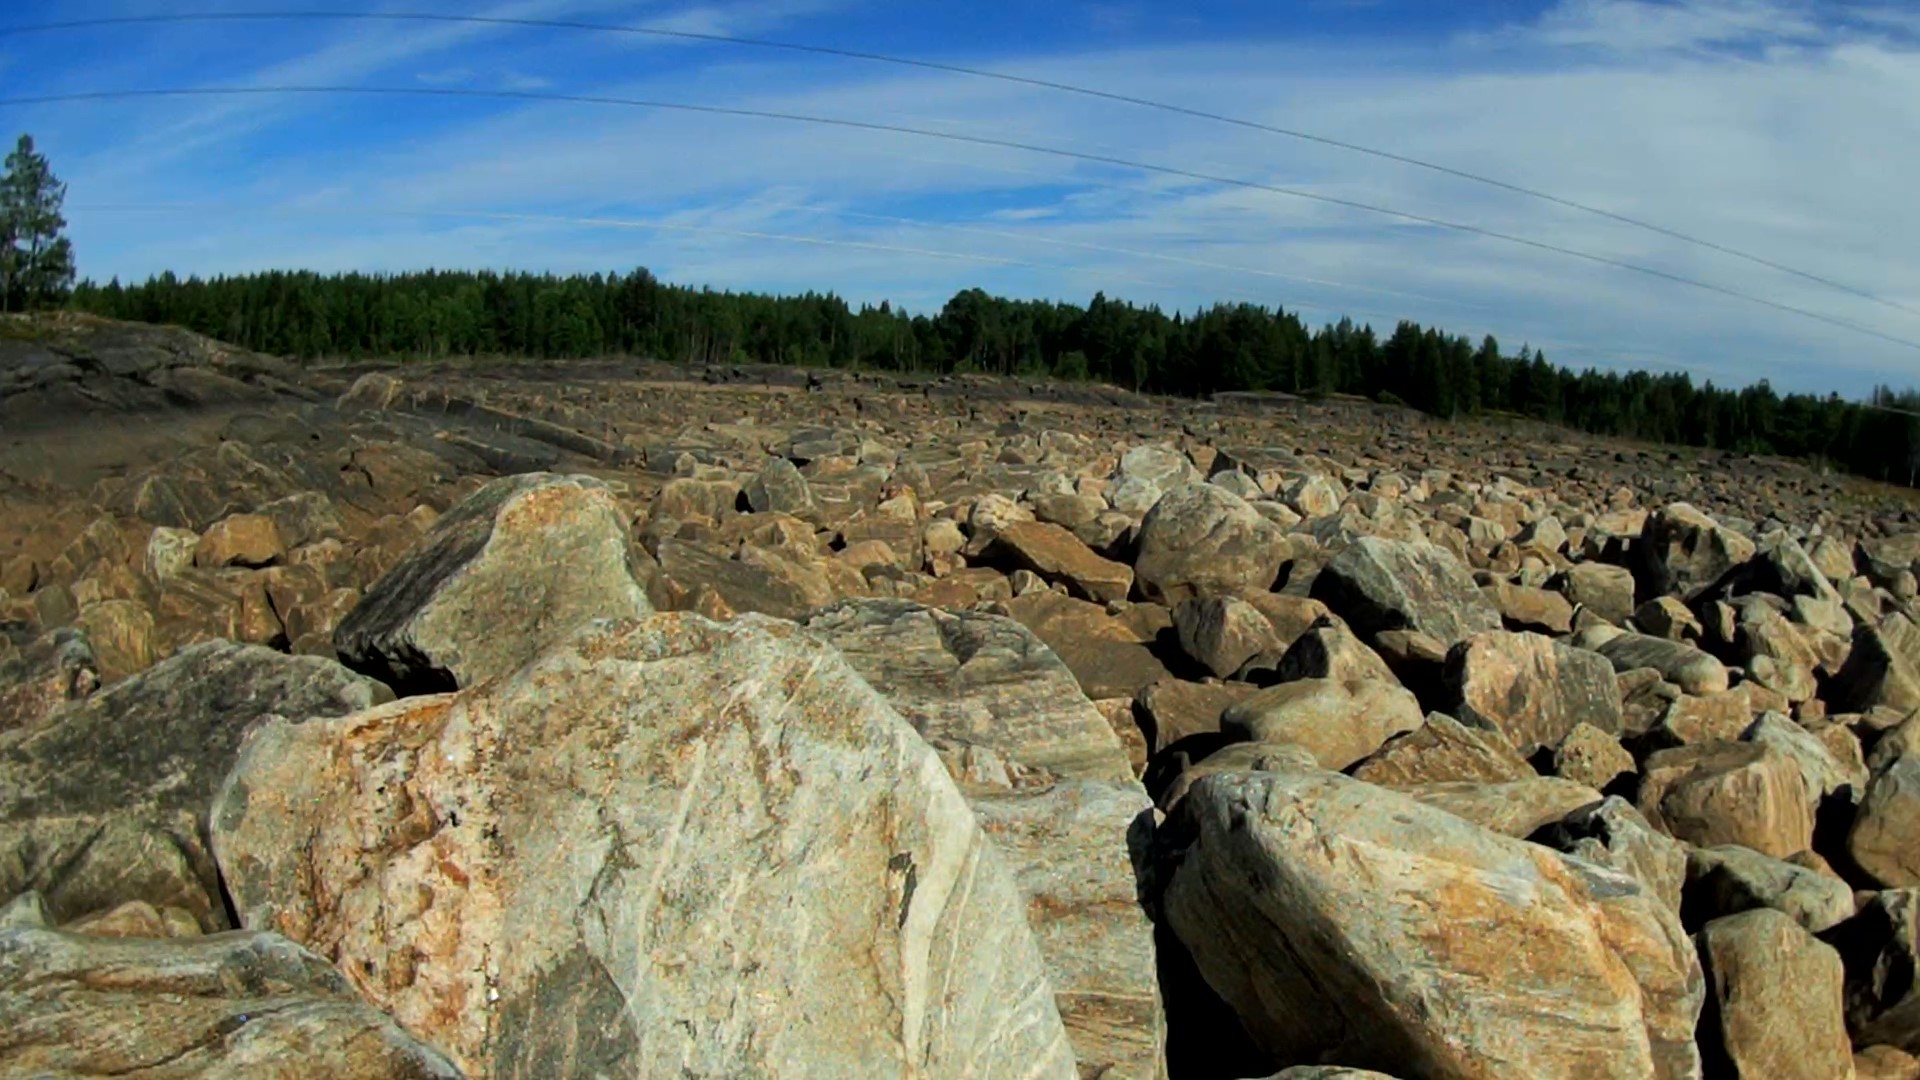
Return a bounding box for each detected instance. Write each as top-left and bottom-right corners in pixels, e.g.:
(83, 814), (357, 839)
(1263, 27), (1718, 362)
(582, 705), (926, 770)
(3, 0), (1918, 396)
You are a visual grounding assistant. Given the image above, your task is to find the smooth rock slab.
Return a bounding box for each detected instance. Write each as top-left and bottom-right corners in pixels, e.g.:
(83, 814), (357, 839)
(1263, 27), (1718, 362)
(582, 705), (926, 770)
(0, 926), (464, 1078)
(1163, 768), (1702, 1078)
(334, 472), (653, 692)
(214, 613), (1076, 1078)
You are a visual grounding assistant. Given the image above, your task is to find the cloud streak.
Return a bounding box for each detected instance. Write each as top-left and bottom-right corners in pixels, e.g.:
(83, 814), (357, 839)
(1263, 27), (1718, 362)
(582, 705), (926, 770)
(13, 0), (1920, 395)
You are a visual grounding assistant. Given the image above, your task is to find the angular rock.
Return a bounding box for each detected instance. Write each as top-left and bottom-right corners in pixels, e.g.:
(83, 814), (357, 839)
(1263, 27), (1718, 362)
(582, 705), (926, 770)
(802, 599), (1135, 786)
(1824, 889), (1920, 1055)
(1831, 615), (1920, 714)
(1133, 482), (1287, 604)
(1684, 845), (1856, 934)
(744, 455), (816, 516)
(1485, 580), (1575, 634)
(1653, 690), (1755, 746)
(1163, 768), (1702, 1077)
(1221, 676), (1423, 771)
(193, 511), (285, 569)
(1636, 596), (1704, 640)
(0, 641), (388, 931)
(0, 926), (463, 1078)
(1348, 712), (1534, 787)
(1403, 776), (1605, 837)
(1850, 750), (1920, 888)
(1445, 630), (1624, 754)
(1137, 677), (1254, 754)
(1595, 633), (1731, 695)
(1640, 502), (1757, 600)
(991, 519), (1134, 604)
(1531, 797), (1688, 913)
(1855, 1044), (1920, 1080)
(1109, 444), (1197, 516)
(0, 626), (97, 735)
(1554, 722), (1636, 791)
(1697, 908), (1853, 1080)
(214, 614), (1076, 1077)
(1309, 536), (1501, 647)
(1745, 711), (1867, 805)
(1004, 590), (1171, 700)
(335, 473), (653, 692)
(1173, 595), (1283, 680)
(1638, 742), (1816, 858)
(1558, 561), (1637, 625)
(144, 524), (200, 580)
(71, 598), (157, 683)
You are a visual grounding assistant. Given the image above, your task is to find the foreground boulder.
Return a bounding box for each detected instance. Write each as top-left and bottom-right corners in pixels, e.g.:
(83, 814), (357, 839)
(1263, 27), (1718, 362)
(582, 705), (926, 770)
(334, 473), (653, 692)
(0, 641), (389, 931)
(214, 613), (1075, 1077)
(801, 599), (1162, 1078)
(0, 924), (462, 1077)
(1163, 768), (1702, 1078)
(1309, 536), (1501, 647)
(1696, 908), (1853, 1080)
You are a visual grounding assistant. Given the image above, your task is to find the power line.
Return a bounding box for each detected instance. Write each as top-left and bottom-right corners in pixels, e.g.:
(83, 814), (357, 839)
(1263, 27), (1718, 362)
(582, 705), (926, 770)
(3, 9), (1913, 320)
(13, 82), (1920, 355)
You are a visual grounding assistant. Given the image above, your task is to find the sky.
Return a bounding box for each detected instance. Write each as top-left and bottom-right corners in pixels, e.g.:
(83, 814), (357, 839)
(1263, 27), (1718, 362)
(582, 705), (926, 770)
(2, 0), (1918, 396)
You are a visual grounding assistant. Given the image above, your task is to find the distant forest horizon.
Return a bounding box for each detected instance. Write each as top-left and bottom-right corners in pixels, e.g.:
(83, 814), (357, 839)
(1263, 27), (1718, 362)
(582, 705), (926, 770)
(64, 267), (1920, 489)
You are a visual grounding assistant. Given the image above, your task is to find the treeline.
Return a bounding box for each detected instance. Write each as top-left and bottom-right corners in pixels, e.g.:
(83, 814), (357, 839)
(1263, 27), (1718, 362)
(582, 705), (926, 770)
(69, 267), (1920, 485)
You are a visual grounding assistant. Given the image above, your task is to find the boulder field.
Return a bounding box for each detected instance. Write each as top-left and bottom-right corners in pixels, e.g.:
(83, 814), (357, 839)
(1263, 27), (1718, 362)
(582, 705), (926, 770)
(5, 312), (1920, 1077)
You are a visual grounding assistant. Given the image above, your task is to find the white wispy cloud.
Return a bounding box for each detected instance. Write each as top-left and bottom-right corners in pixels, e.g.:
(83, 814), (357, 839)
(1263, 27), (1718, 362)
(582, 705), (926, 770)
(36, 0), (1920, 395)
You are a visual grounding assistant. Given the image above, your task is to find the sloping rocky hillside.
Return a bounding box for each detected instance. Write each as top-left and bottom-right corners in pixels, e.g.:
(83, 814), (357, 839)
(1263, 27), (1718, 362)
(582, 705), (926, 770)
(4, 312), (1920, 1078)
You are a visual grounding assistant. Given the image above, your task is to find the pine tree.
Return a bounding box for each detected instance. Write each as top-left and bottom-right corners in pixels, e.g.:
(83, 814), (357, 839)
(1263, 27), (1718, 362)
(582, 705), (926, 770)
(0, 134), (76, 312)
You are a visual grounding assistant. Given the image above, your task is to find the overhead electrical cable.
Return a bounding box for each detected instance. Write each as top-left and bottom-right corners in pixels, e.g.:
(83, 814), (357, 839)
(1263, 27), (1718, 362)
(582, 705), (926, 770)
(3, 9), (1913, 318)
(14, 83), (1920, 353)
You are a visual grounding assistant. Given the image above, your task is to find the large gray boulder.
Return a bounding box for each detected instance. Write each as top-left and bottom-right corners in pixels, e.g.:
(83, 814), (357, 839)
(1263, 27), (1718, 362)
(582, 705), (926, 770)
(0, 640), (389, 931)
(801, 599), (1162, 1078)
(214, 613), (1075, 1077)
(0, 924), (462, 1078)
(1133, 482), (1288, 604)
(1163, 768), (1703, 1078)
(1309, 536), (1501, 647)
(334, 473), (653, 692)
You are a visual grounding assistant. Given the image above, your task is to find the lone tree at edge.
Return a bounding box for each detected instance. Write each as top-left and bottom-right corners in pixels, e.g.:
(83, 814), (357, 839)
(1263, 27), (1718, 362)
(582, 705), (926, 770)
(1, 134), (76, 312)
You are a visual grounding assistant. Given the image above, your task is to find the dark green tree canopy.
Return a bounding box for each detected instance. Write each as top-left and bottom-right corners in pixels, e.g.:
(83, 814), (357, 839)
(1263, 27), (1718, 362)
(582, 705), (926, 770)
(1, 133), (76, 312)
(64, 265), (1920, 489)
